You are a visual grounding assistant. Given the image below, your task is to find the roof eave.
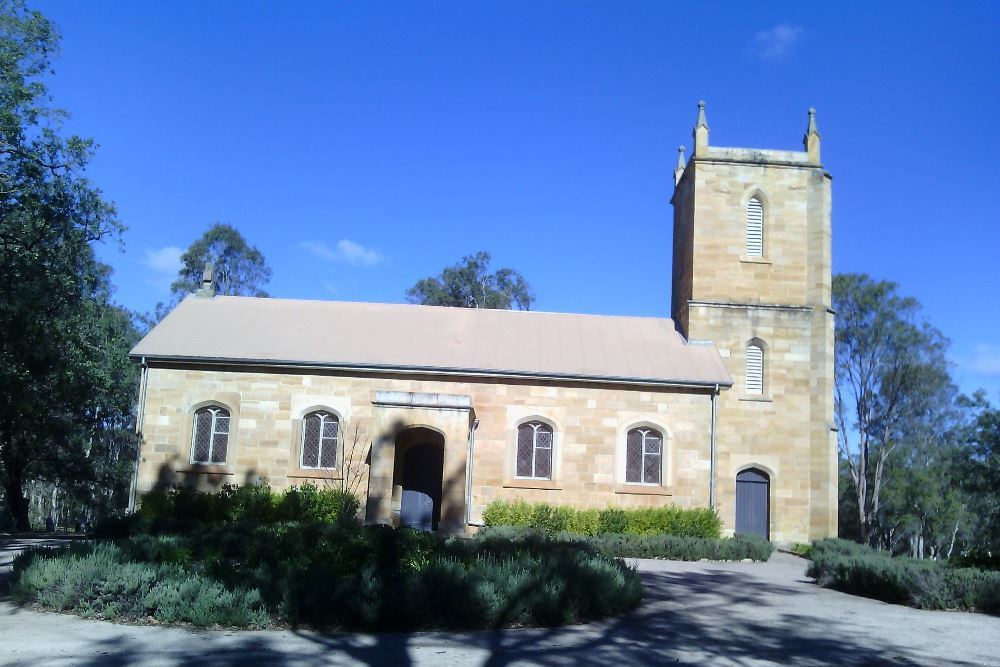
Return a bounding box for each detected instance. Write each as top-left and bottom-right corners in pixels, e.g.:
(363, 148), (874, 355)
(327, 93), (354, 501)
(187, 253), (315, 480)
(129, 353), (734, 390)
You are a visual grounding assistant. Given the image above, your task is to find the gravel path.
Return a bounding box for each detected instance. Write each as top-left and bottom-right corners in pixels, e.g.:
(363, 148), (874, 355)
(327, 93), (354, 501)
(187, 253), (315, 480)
(1, 537), (997, 666)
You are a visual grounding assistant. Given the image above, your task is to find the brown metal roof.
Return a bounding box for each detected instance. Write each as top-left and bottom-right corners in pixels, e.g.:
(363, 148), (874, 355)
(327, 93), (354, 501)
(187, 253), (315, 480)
(130, 296), (732, 388)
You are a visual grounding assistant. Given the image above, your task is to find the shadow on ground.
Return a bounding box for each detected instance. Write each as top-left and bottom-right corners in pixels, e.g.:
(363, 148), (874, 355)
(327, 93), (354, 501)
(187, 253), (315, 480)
(2, 562), (948, 667)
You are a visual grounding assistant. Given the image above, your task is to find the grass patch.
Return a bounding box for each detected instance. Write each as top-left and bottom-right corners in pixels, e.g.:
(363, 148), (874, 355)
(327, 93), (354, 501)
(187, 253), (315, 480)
(807, 538), (1000, 613)
(482, 499), (723, 538)
(13, 523), (643, 631)
(789, 543), (813, 558)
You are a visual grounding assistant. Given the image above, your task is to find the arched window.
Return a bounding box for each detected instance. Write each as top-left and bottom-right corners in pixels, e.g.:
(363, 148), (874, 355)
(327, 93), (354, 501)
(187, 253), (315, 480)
(191, 405), (230, 464)
(301, 411), (339, 469)
(515, 421), (553, 479)
(626, 427), (663, 485)
(746, 196), (764, 257)
(746, 341), (765, 395)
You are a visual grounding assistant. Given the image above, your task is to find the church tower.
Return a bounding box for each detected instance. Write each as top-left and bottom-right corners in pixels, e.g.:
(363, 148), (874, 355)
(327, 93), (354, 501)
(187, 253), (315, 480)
(671, 103), (837, 542)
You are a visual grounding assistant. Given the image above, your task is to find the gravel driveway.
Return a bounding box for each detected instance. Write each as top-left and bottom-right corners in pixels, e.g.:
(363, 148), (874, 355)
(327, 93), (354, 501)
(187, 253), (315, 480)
(1, 537), (997, 666)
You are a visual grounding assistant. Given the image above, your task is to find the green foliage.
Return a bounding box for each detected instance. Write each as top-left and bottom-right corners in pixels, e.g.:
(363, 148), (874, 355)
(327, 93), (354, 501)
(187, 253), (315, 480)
(12, 543), (269, 627)
(15, 523), (643, 630)
(955, 391), (1000, 560)
(127, 483), (361, 529)
(477, 525), (771, 561)
(406, 251), (535, 310)
(482, 499), (723, 539)
(598, 508), (628, 534)
(790, 543), (813, 558)
(808, 538), (1000, 613)
(833, 273), (958, 549)
(0, 0), (137, 530)
(171, 223), (271, 299)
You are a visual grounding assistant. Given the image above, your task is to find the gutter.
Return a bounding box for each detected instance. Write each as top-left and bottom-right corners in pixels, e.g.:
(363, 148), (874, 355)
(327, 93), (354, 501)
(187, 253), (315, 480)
(129, 355), (733, 391)
(465, 418), (479, 527)
(127, 357), (149, 513)
(710, 384), (719, 510)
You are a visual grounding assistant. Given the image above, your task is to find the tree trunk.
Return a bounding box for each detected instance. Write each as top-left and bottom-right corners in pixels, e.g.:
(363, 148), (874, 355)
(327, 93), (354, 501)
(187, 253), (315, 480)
(947, 519), (960, 560)
(4, 473), (31, 532)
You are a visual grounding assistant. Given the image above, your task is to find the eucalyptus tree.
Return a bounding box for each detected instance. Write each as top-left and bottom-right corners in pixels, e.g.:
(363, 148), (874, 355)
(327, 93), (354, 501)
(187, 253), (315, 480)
(833, 273), (954, 548)
(169, 223), (271, 299)
(0, 1), (137, 530)
(406, 251), (535, 310)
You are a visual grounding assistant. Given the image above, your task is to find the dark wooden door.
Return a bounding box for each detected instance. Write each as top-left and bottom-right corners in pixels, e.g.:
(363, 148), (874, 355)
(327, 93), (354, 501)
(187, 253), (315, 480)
(398, 442), (443, 531)
(735, 468), (770, 539)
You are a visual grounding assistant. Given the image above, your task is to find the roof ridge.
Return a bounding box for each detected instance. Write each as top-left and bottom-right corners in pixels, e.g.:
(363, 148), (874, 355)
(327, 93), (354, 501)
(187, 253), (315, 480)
(204, 295), (675, 323)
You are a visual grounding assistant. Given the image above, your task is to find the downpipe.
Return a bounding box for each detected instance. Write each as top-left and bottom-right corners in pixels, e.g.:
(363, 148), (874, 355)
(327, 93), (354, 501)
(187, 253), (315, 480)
(710, 384), (718, 510)
(127, 357), (149, 514)
(465, 418), (479, 526)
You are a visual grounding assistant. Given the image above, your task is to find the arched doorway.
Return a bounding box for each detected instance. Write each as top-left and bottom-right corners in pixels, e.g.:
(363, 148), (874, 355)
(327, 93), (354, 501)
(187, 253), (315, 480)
(735, 468), (770, 539)
(393, 427), (444, 531)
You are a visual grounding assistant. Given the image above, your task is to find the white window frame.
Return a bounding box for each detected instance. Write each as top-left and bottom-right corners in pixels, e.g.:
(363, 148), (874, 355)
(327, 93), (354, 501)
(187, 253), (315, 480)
(300, 411), (339, 470)
(626, 428), (663, 486)
(515, 421), (554, 480)
(190, 406), (230, 465)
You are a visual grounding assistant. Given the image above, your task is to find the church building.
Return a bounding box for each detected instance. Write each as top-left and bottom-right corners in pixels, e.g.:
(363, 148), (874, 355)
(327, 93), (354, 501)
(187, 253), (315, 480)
(130, 103), (837, 544)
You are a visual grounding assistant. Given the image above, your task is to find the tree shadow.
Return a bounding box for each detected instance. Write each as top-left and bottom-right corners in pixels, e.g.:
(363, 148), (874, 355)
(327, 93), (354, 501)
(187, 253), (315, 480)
(3, 559), (991, 666)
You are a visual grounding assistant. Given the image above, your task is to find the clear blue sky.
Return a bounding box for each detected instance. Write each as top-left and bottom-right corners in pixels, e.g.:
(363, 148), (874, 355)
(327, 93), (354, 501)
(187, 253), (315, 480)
(34, 1), (1000, 399)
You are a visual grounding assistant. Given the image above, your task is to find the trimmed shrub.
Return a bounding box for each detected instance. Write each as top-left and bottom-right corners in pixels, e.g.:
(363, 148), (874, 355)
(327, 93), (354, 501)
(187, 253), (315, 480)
(476, 526), (774, 562)
(807, 538), (1000, 613)
(14, 523), (644, 631)
(483, 499), (723, 539)
(598, 508), (628, 534)
(12, 543), (269, 627)
(119, 483), (360, 532)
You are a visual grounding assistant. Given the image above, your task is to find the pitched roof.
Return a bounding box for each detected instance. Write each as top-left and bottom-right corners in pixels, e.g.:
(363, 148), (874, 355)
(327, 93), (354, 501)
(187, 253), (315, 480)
(130, 296), (732, 388)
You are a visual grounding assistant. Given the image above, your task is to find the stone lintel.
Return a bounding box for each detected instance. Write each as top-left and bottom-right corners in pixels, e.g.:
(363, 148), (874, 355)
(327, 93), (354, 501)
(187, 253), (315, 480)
(373, 390), (472, 411)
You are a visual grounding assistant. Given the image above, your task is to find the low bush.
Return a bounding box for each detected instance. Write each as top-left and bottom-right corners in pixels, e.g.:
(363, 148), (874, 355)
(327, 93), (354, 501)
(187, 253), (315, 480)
(807, 538), (1000, 613)
(14, 523), (644, 631)
(479, 526), (772, 562)
(482, 500), (722, 539)
(12, 543), (269, 627)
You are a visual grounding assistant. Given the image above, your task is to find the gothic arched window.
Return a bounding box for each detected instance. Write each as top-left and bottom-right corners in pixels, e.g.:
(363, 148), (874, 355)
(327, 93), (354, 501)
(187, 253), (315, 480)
(301, 411), (339, 469)
(191, 405), (230, 464)
(515, 421), (554, 479)
(626, 427), (663, 485)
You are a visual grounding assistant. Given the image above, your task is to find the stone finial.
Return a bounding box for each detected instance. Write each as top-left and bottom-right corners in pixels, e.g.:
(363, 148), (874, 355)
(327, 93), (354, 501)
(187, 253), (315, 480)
(693, 101), (710, 157)
(695, 101), (708, 129)
(674, 145), (687, 186)
(804, 107), (821, 162)
(196, 262), (216, 298)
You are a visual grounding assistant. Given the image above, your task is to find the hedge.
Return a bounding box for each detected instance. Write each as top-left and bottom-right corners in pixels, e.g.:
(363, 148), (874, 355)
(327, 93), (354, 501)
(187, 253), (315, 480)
(480, 526), (773, 562)
(482, 499), (723, 539)
(14, 523), (644, 630)
(96, 484), (361, 537)
(807, 538), (1000, 613)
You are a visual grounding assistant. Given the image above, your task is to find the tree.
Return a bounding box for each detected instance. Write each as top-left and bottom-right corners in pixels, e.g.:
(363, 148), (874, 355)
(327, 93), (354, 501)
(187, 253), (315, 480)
(141, 223), (272, 330)
(833, 273), (955, 548)
(955, 391), (1000, 560)
(169, 223), (271, 300)
(0, 1), (137, 530)
(406, 251), (535, 310)
(312, 420), (370, 526)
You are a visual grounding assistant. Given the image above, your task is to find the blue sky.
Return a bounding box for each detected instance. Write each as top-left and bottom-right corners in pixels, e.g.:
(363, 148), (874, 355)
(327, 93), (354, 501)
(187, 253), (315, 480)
(34, 1), (1000, 399)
